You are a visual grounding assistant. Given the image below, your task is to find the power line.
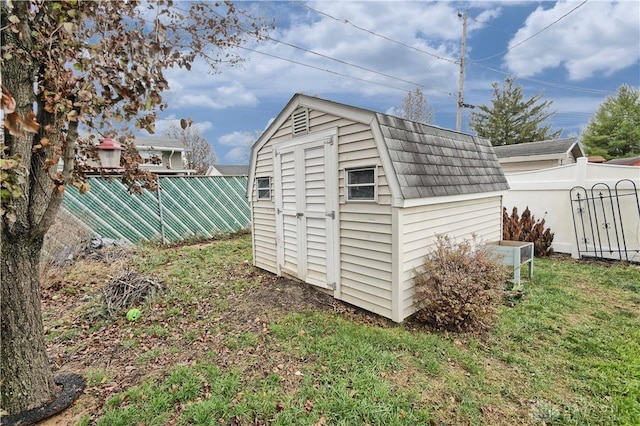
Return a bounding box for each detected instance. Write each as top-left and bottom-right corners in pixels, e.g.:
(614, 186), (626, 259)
(469, 16), (513, 36)
(472, 0), (589, 62)
(233, 44), (439, 95)
(300, 3), (458, 65)
(220, 2), (607, 101)
(469, 61), (609, 95)
(264, 36), (453, 96)
(300, 2), (606, 97)
(210, 5), (454, 96)
(214, 6), (453, 96)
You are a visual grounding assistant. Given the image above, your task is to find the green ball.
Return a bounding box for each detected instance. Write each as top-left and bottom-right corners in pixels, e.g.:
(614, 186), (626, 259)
(126, 308), (141, 321)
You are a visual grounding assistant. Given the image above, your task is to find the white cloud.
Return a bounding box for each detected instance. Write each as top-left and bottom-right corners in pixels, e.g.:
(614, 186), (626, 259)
(218, 130), (262, 163)
(504, 1), (640, 80)
(172, 81), (259, 110)
(218, 131), (258, 146)
(193, 121), (213, 133)
(223, 146), (251, 164)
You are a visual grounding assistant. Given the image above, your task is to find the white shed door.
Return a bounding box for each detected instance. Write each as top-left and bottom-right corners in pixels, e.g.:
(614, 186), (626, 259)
(274, 136), (338, 290)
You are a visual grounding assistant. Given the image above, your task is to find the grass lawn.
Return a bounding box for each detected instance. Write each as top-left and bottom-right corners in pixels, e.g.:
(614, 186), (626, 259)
(40, 233), (640, 425)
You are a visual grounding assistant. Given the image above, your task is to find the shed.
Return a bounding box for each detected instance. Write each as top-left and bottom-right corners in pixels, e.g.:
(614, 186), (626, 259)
(247, 94), (509, 322)
(493, 137), (585, 174)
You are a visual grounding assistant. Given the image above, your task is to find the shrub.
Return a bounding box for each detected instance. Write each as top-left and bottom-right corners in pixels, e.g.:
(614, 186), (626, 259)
(503, 206), (554, 256)
(413, 235), (509, 332)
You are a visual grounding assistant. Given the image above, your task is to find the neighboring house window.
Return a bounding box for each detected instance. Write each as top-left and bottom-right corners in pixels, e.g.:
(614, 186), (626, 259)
(256, 177), (271, 200)
(346, 167), (376, 201)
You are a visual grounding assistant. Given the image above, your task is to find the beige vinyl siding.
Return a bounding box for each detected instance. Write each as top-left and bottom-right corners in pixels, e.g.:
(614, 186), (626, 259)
(251, 129), (283, 273)
(309, 109), (341, 129)
(254, 107), (395, 318)
(273, 115), (294, 139)
(398, 196), (503, 319)
(335, 121), (394, 318)
(252, 207), (277, 272)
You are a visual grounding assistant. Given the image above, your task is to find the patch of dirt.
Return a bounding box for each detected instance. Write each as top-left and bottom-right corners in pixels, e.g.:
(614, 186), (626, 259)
(37, 246), (389, 425)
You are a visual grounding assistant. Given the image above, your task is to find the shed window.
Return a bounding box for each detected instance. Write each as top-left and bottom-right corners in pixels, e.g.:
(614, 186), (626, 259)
(346, 167), (376, 201)
(256, 177), (271, 200)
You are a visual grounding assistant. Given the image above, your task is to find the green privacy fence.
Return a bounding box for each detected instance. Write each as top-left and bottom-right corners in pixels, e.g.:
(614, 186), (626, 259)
(62, 176), (251, 244)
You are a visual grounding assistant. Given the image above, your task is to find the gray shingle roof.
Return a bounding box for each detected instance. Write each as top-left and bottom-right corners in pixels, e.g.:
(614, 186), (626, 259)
(605, 156), (640, 165)
(133, 136), (186, 151)
(492, 137), (578, 158)
(210, 165), (249, 176)
(375, 114), (509, 199)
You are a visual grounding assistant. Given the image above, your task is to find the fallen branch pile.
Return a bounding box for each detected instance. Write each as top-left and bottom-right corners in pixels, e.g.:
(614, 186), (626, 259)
(101, 270), (166, 318)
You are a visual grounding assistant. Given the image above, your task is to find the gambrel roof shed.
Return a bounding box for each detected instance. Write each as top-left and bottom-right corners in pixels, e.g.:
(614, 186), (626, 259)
(248, 94), (509, 322)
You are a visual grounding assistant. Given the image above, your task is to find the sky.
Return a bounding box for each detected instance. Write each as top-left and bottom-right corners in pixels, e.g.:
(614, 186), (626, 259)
(140, 1), (640, 165)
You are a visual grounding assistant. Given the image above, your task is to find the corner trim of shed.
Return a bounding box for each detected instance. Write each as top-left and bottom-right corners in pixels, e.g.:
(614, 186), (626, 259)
(369, 116), (405, 208)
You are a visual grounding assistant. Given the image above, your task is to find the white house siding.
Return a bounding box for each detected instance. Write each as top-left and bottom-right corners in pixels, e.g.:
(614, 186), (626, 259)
(501, 159), (557, 174)
(500, 159), (566, 174)
(397, 196), (503, 320)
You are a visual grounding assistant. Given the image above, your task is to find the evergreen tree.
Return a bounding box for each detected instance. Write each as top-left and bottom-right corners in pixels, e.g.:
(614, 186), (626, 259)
(469, 78), (562, 146)
(581, 84), (640, 159)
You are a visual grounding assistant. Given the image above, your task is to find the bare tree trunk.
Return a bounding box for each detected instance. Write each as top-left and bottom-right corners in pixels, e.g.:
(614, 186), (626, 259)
(1, 235), (57, 414)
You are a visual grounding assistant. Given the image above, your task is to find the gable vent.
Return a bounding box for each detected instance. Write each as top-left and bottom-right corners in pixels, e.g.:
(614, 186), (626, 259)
(292, 108), (309, 136)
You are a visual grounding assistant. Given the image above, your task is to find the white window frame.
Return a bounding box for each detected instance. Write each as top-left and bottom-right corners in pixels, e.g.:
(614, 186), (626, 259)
(256, 176), (271, 200)
(345, 166), (377, 202)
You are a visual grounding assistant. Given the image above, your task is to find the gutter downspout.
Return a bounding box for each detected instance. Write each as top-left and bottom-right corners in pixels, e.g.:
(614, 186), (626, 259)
(168, 149), (175, 171)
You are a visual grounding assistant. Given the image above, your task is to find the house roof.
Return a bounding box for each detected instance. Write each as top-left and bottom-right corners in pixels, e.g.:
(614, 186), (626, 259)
(492, 137), (582, 159)
(132, 136), (186, 151)
(588, 155), (607, 163)
(250, 94), (509, 203)
(605, 156), (640, 166)
(375, 114), (509, 198)
(207, 165), (249, 176)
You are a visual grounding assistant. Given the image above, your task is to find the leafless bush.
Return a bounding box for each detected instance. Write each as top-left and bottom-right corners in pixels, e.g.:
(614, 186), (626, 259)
(414, 235), (509, 332)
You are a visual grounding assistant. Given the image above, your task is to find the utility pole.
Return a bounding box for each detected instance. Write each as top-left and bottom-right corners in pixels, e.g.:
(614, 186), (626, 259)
(456, 10), (468, 132)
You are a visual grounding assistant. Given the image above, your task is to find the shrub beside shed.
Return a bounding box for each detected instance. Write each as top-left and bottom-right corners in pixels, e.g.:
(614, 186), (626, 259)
(247, 94), (510, 322)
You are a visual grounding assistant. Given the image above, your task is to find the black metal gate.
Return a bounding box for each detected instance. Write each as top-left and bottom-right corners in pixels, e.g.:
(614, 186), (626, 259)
(570, 179), (640, 262)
